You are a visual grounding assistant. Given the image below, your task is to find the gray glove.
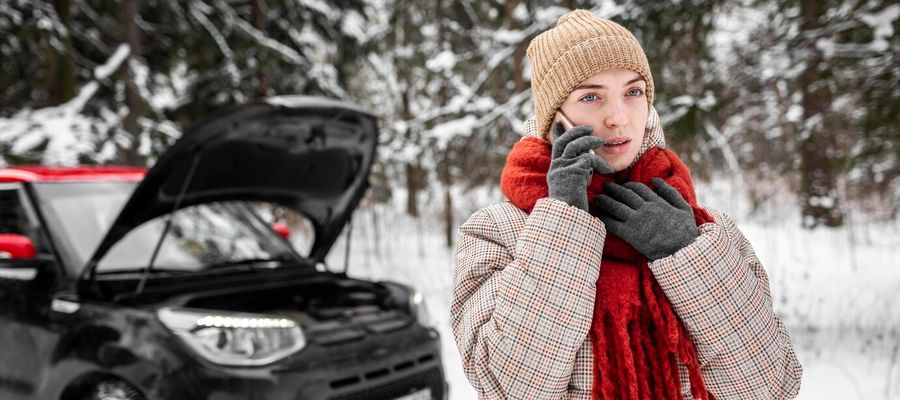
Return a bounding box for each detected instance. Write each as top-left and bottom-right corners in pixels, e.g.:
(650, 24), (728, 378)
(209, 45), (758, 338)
(547, 123), (614, 211)
(594, 177), (699, 260)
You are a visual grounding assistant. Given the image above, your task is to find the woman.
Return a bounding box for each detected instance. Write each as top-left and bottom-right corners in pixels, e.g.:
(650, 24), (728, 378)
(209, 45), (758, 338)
(451, 10), (803, 400)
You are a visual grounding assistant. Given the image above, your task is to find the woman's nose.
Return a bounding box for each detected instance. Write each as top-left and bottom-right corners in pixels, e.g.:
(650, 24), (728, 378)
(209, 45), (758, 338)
(604, 101), (629, 129)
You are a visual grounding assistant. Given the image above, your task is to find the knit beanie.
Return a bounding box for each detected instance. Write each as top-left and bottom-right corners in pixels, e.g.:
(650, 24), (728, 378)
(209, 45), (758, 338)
(527, 10), (654, 137)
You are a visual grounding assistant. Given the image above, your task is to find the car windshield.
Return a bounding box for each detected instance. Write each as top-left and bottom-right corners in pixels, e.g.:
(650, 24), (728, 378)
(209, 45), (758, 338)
(32, 181), (302, 275)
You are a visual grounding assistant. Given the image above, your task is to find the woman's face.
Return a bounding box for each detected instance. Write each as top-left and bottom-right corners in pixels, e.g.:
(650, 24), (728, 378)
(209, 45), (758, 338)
(558, 68), (649, 171)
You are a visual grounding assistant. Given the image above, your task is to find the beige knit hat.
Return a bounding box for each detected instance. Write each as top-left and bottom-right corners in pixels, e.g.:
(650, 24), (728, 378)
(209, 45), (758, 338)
(527, 10), (654, 136)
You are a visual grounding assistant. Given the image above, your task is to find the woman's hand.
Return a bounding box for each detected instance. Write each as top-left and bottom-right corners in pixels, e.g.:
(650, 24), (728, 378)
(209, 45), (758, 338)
(547, 123), (613, 211)
(594, 177), (699, 260)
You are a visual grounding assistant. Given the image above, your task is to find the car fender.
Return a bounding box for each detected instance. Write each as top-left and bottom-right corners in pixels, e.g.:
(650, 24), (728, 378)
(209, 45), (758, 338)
(43, 308), (189, 399)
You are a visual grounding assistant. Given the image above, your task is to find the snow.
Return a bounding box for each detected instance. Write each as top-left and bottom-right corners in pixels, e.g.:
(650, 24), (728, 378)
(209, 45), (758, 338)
(94, 44), (131, 79)
(860, 4), (900, 48)
(190, 4), (241, 86)
(232, 16), (307, 66)
(420, 24), (438, 38)
(426, 115), (477, 148)
(512, 3), (528, 22)
(590, 1), (626, 19)
(703, 121), (741, 174)
(425, 50), (457, 72)
(493, 29), (527, 45)
(786, 104), (804, 122)
(816, 4), (899, 58)
(533, 6), (572, 25)
(319, 177), (900, 400)
(301, 0), (339, 21)
(473, 96), (496, 111)
(0, 42), (134, 165)
(808, 195), (836, 209)
(341, 10), (367, 42)
(147, 62), (193, 112)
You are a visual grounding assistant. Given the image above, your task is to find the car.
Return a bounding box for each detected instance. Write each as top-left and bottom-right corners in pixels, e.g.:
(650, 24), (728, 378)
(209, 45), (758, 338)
(0, 96), (447, 400)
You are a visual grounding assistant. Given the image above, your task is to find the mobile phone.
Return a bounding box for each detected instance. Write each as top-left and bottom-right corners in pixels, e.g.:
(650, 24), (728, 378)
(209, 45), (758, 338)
(554, 111), (574, 131)
(552, 111), (595, 155)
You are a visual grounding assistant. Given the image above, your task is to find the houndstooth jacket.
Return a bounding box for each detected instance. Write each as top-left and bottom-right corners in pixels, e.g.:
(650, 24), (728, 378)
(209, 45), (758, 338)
(451, 197), (803, 399)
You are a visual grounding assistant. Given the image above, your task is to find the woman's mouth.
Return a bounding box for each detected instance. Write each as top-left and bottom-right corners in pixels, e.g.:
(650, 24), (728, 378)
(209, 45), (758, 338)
(600, 137), (631, 154)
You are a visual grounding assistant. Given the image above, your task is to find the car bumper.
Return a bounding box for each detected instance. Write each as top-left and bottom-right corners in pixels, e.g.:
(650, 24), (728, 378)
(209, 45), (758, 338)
(149, 328), (448, 400)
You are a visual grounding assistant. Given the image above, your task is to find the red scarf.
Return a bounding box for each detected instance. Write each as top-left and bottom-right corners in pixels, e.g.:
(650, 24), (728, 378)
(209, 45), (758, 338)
(500, 137), (713, 400)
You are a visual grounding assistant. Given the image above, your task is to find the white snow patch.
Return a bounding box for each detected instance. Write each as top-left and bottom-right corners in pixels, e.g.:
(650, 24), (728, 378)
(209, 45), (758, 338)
(786, 104), (804, 122)
(426, 115), (478, 147)
(590, 1), (626, 19)
(426, 50), (457, 72)
(493, 29), (526, 44)
(341, 10), (367, 42)
(94, 44), (130, 79)
(301, 0), (338, 20)
(533, 6), (569, 25)
(473, 97), (496, 111)
(420, 24), (437, 38)
(512, 3), (528, 22)
(860, 4), (899, 43)
(0, 41), (133, 165)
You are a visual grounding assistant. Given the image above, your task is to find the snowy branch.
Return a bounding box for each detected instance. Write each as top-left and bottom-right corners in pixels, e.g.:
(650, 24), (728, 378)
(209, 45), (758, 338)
(0, 43), (132, 165)
(190, 2), (241, 86)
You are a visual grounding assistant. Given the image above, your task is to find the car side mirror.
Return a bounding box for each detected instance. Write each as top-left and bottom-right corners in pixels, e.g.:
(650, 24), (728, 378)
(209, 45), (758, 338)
(0, 233), (36, 259)
(271, 222), (291, 240)
(0, 234), (50, 281)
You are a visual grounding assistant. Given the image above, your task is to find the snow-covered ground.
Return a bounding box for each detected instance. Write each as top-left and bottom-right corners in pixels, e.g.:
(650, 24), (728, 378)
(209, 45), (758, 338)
(323, 178), (900, 400)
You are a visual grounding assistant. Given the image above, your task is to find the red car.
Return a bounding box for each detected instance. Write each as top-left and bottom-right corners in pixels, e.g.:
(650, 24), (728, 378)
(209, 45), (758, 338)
(0, 97), (446, 400)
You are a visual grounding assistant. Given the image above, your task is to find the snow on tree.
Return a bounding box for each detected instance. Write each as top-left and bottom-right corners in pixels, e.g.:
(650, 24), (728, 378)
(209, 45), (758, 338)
(0, 0), (896, 224)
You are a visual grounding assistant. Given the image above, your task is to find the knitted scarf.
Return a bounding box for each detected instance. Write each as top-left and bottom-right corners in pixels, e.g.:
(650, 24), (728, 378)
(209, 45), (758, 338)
(500, 137), (713, 400)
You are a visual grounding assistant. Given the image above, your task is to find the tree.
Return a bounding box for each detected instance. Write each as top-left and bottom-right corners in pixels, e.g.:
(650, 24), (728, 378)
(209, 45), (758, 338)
(715, 0), (898, 225)
(0, 0), (373, 166)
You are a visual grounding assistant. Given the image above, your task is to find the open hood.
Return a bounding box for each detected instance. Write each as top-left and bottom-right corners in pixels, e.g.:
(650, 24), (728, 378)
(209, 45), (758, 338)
(85, 96), (377, 272)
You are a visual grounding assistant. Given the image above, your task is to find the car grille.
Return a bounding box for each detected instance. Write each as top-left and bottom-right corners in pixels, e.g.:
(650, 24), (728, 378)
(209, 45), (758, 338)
(327, 362), (444, 400)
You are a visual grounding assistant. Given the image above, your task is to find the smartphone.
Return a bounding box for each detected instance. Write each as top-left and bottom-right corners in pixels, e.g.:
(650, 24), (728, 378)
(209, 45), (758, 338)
(553, 111), (596, 155)
(554, 111), (574, 131)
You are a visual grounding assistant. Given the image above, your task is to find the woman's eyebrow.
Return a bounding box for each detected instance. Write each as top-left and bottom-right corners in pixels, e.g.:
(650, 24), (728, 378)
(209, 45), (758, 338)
(625, 76), (645, 85)
(572, 76), (645, 91)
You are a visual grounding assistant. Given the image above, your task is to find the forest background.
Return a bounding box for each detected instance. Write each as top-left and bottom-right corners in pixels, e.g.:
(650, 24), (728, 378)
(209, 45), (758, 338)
(1, 0), (897, 240)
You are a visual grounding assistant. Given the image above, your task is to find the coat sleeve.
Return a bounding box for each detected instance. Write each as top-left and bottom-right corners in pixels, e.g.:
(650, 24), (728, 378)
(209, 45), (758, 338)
(649, 210), (803, 399)
(450, 198), (605, 399)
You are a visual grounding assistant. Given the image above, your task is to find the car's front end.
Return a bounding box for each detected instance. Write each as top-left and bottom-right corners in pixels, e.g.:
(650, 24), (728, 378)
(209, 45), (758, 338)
(45, 267), (446, 400)
(152, 280), (445, 400)
(0, 97), (448, 400)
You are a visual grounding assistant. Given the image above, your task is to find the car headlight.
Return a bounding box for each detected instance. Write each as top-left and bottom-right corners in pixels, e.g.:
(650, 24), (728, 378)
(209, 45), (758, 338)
(157, 307), (306, 366)
(410, 289), (434, 328)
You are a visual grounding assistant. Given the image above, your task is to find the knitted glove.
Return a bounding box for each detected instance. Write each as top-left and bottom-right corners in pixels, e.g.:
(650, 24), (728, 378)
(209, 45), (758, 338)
(547, 123), (614, 211)
(594, 177), (699, 260)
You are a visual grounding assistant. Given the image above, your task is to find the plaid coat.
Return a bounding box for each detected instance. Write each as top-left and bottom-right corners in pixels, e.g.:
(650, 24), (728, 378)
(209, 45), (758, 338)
(451, 197), (803, 399)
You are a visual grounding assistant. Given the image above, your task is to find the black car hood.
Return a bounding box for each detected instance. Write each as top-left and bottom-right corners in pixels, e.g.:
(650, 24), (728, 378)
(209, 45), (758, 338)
(85, 96), (377, 273)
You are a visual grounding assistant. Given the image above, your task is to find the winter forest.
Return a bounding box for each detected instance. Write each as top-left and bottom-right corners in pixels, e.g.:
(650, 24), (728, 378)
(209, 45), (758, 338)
(1, 0), (898, 398)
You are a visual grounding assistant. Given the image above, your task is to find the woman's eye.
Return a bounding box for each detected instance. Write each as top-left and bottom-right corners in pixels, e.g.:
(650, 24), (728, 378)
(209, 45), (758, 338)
(627, 88), (644, 97)
(580, 93), (599, 102)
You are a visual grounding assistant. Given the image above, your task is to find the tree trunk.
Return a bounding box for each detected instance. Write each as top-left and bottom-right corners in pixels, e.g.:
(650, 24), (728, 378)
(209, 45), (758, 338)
(405, 162), (420, 217)
(251, 0), (270, 98)
(442, 161), (453, 248)
(796, 0), (843, 228)
(505, 0), (527, 91)
(119, 0), (144, 166)
(45, 0), (76, 105)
